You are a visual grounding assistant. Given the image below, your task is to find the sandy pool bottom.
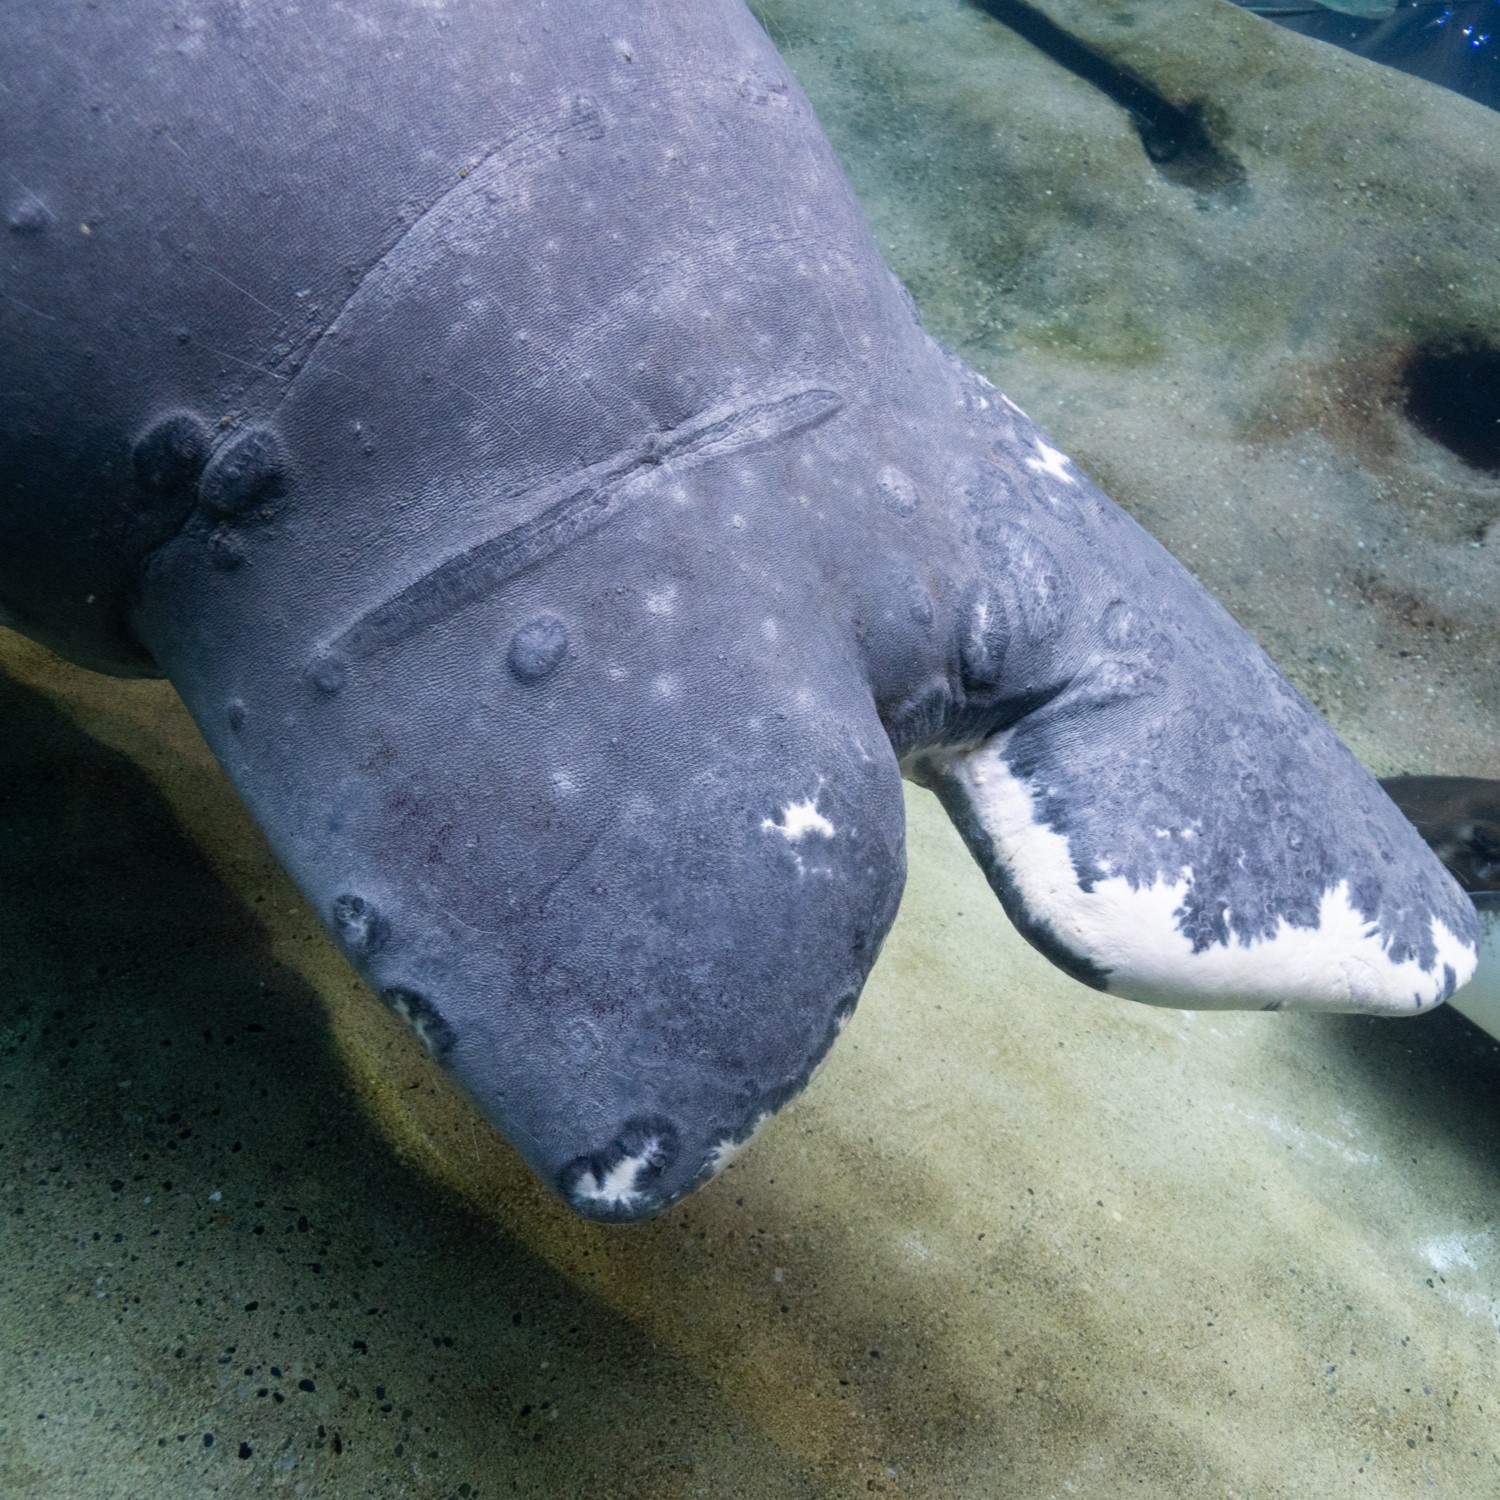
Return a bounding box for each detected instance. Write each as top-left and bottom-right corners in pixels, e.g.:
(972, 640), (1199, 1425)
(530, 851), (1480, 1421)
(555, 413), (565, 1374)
(3, 635), (1500, 1499)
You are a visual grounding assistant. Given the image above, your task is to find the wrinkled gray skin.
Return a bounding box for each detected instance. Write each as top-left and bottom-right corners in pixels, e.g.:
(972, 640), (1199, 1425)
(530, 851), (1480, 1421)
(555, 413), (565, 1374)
(2, 0), (1478, 1220)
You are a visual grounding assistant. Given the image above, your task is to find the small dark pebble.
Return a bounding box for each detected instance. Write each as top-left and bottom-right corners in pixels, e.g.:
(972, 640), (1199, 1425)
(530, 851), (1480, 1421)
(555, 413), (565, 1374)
(299, 1379), (315, 1393)
(238, 1442), (252, 1459)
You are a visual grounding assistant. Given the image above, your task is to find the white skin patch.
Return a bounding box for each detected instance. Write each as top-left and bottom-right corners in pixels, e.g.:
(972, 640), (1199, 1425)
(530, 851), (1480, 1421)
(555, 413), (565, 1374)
(569, 1135), (665, 1211)
(644, 584), (677, 616)
(938, 737), (1478, 1012)
(762, 797), (835, 842)
(1025, 439), (1076, 486)
(705, 1111), (772, 1180)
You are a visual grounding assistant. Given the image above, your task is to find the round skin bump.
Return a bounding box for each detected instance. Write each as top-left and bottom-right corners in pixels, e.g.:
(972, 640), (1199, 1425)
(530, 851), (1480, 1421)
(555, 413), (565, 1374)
(560, 1117), (681, 1222)
(876, 463), (921, 517)
(132, 410), (212, 498)
(331, 892), (389, 957)
(6, 192), (51, 233)
(307, 651), (349, 696)
(197, 426), (289, 519)
(507, 613), (570, 682)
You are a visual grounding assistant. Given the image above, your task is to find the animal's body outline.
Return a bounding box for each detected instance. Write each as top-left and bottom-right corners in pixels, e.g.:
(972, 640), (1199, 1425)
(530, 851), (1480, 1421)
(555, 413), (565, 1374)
(1, 0), (1477, 1218)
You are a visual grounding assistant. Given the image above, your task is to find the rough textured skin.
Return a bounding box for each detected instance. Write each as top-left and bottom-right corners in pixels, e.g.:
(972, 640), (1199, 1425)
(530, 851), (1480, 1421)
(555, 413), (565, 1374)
(1, 0), (1479, 1219)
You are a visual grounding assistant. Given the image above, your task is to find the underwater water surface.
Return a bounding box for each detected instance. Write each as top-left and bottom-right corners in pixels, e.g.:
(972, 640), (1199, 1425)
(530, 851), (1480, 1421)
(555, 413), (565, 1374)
(4, 1), (1500, 1496)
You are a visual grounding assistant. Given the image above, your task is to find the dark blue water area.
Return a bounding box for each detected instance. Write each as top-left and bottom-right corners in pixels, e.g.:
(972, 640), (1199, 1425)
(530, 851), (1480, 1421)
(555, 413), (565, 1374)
(1235, 1), (1500, 111)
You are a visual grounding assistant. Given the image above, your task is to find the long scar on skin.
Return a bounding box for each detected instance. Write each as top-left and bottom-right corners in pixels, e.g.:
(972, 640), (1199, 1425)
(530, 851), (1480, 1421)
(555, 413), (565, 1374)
(315, 382), (843, 669)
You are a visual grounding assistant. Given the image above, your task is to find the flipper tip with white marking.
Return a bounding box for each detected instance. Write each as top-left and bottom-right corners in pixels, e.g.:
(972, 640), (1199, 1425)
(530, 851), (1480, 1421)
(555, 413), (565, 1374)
(902, 449), (1482, 1018)
(920, 734), (1477, 1014)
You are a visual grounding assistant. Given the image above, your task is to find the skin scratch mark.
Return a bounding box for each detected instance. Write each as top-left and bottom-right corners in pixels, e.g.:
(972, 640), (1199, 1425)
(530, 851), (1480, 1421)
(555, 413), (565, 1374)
(315, 381), (842, 669)
(202, 261), (281, 318)
(2, 290), (57, 321)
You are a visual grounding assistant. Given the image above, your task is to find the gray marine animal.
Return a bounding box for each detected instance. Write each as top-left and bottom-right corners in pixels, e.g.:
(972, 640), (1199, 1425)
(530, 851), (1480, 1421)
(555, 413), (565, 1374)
(1, 0), (1479, 1220)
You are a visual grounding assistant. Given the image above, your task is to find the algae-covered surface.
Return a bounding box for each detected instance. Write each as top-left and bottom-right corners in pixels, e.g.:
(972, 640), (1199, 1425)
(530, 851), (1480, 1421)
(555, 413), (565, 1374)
(5, 1), (1500, 1496)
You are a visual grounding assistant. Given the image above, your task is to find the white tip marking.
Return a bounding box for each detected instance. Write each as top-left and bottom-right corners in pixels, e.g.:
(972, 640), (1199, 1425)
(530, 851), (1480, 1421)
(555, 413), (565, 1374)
(1025, 438), (1076, 485)
(939, 738), (1478, 1013)
(569, 1136), (665, 1211)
